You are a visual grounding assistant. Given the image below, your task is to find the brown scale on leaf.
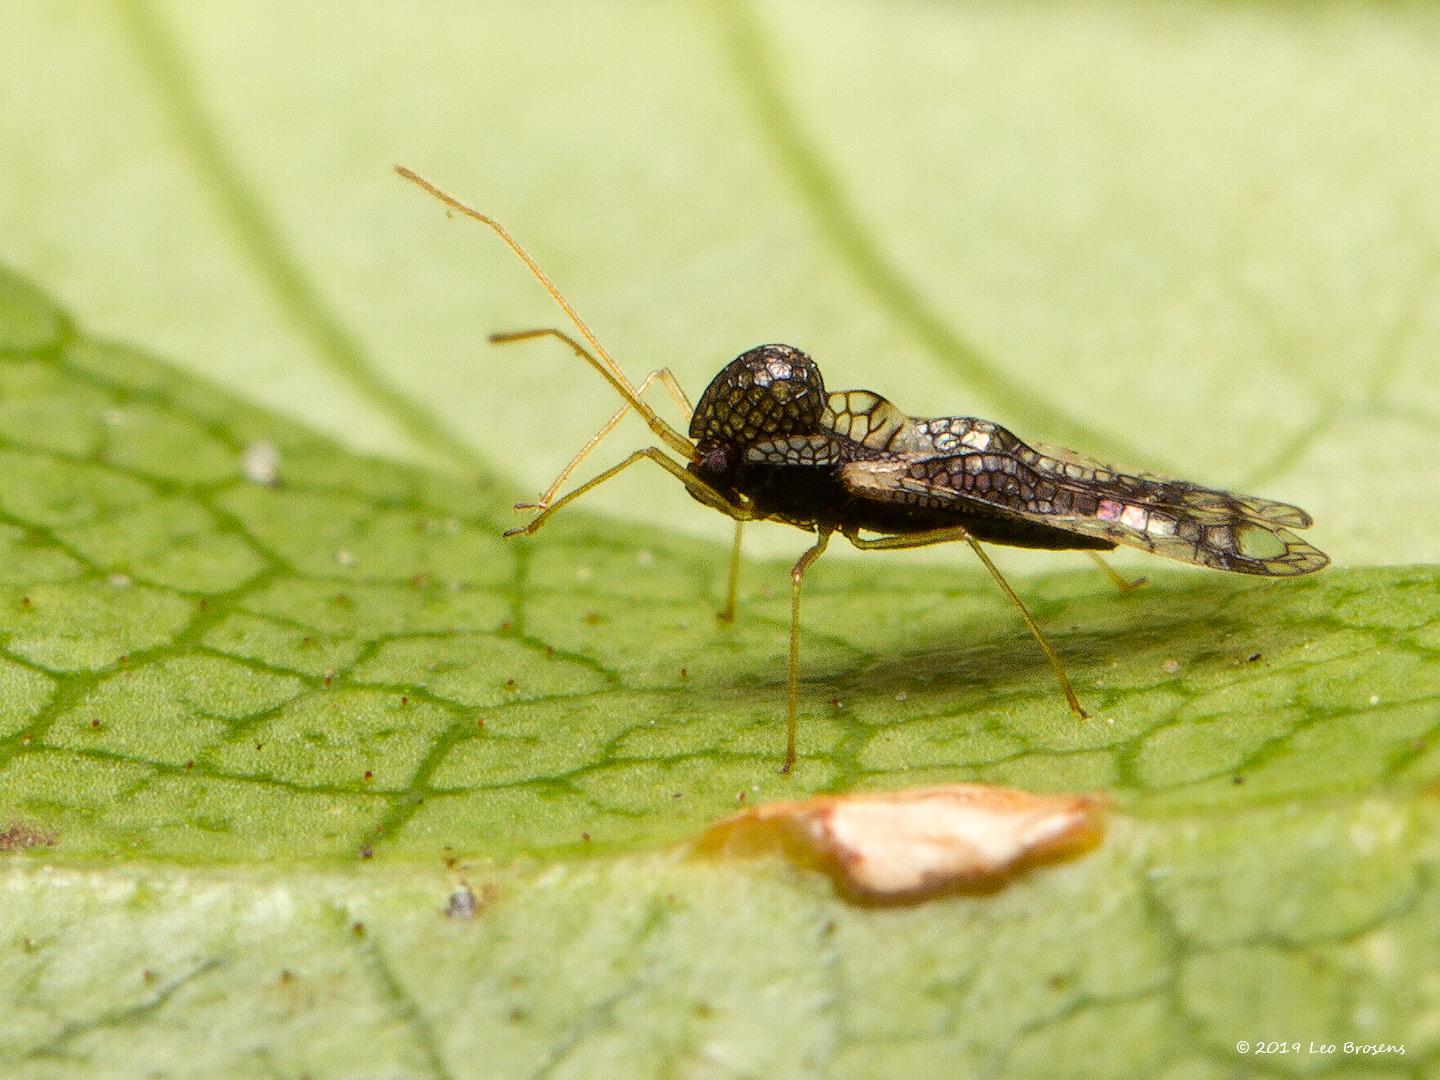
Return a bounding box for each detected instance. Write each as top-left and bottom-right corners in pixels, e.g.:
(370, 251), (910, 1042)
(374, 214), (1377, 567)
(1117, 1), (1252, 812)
(397, 166), (1329, 774)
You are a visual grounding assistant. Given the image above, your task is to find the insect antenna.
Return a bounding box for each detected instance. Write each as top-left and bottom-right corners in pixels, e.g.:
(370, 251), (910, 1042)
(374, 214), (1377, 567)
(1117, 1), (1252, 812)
(394, 165), (695, 461)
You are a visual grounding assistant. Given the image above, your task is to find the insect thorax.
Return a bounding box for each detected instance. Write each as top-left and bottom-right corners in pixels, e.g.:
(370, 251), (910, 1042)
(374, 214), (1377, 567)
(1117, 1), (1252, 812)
(688, 344), (827, 445)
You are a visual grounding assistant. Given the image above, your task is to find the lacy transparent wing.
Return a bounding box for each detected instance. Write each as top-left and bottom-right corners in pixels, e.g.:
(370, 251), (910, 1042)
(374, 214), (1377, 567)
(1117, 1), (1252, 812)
(838, 417), (1329, 576)
(820, 390), (924, 453)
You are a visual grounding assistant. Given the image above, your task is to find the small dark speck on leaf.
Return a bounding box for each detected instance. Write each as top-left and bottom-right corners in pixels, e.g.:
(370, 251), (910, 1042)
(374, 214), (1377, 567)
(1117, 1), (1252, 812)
(504, 679), (517, 692)
(19, 596), (32, 610)
(278, 969), (295, 985)
(359, 844), (374, 860)
(363, 771), (373, 781)
(400, 696), (410, 706)
(331, 593), (353, 609)
(680, 667), (689, 680)
(509, 1008), (527, 1024)
(830, 697), (844, 710)
(411, 574), (428, 589)
(198, 598), (209, 610)
(88, 719), (101, 729)
(142, 969), (158, 985)
(475, 717), (485, 730)
(300, 636), (316, 650)
(184, 760), (194, 769)
(1247, 652), (1262, 662)
(581, 832), (591, 843)
(543, 645), (555, 659)
(498, 621), (512, 634)
(672, 792), (684, 800)
(583, 611), (605, 626)
(323, 674), (334, 687)
(1232, 776), (1245, 786)
(351, 922), (366, 937)
(254, 742), (264, 751)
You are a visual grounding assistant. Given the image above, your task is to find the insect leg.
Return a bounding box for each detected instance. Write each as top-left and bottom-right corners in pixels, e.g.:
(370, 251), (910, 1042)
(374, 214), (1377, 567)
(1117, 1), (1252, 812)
(395, 167), (695, 461)
(965, 538), (1088, 718)
(505, 447), (750, 538)
(1087, 552), (1147, 592)
(842, 527), (1089, 719)
(718, 520), (745, 624)
(491, 328), (694, 413)
(487, 346), (693, 509)
(784, 527), (833, 774)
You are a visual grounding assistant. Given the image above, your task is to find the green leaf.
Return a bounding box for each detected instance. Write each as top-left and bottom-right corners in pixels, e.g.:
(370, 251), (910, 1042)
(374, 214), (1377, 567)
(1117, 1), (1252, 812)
(2, 263), (1438, 1076)
(2, 2), (1439, 1077)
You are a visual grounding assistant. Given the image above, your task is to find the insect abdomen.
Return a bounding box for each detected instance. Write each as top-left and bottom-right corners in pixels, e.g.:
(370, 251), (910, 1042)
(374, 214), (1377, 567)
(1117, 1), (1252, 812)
(737, 462), (1115, 550)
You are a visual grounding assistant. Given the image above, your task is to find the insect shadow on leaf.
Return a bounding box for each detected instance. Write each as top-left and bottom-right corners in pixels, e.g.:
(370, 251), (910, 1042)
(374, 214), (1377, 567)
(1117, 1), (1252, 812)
(396, 166), (1328, 774)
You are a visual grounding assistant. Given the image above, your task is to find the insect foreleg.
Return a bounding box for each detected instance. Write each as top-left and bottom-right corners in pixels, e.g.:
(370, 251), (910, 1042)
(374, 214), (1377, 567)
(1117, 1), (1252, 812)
(718, 520), (745, 624)
(504, 447), (750, 538)
(489, 349), (694, 509)
(842, 526), (1089, 720)
(784, 527), (833, 774)
(1087, 552), (1147, 592)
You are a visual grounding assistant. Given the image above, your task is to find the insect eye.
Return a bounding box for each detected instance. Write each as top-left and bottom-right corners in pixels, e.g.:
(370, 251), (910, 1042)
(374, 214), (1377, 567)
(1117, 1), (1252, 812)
(698, 444), (732, 477)
(689, 343), (826, 443)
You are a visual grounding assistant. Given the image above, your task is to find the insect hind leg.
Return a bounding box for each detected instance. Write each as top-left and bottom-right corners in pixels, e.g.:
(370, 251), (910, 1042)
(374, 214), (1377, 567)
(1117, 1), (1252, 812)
(1088, 552), (1147, 592)
(842, 526), (1089, 719)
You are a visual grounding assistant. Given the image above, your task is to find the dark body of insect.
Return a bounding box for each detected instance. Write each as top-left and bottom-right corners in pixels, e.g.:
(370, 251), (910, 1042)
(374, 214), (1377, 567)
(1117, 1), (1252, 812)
(395, 164), (1327, 772)
(688, 344), (1326, 577)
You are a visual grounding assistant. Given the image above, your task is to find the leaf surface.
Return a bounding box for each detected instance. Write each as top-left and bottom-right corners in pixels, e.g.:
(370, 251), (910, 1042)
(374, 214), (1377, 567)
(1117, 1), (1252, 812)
(1, 3), (1439, 1077)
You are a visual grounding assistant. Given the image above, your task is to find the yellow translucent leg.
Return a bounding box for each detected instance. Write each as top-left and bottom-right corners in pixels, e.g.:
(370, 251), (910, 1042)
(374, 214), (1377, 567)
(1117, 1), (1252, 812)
(783, 527), (832, 774)
(505, 447), (750, 538)
(396, 167), (695, 461)
(1088, 551), (1147, 592)
(493, 330), (695, 510)
(843, 526), (1088, 719)
(718, 520), (745, 624)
